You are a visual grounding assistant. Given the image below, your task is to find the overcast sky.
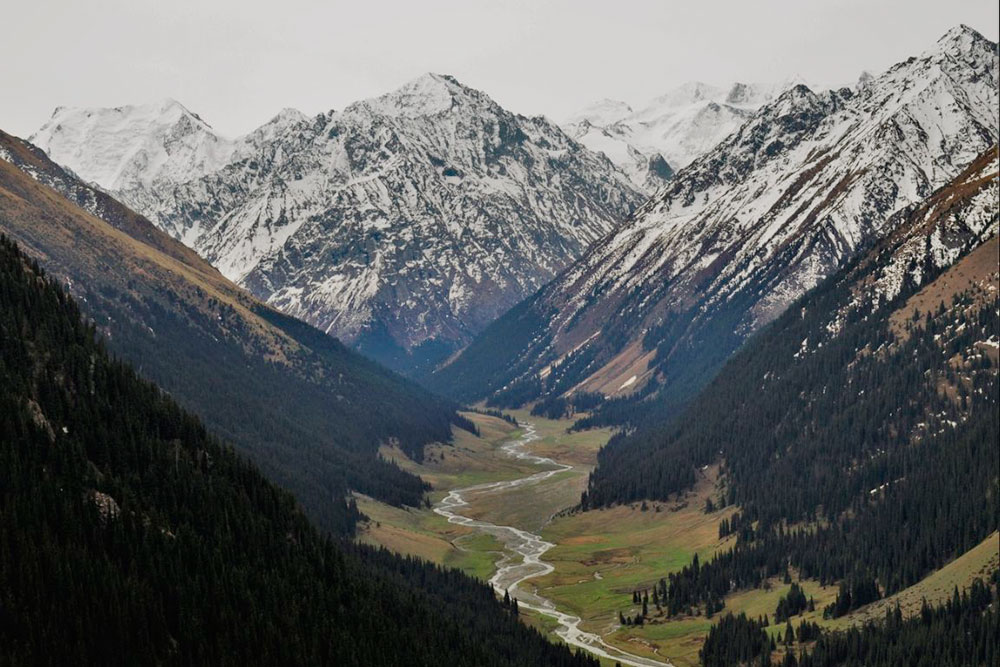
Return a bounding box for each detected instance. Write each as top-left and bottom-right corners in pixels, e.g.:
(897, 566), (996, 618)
(2, 0), (997, 138)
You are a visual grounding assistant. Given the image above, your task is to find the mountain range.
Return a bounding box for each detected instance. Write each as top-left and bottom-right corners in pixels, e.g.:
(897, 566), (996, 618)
(562, 78), (810, 192)
(581, 142), (998, 659)
(3, 16), (998, 667)
(585, 141), (998, 508)
(431, 26), (999, 423)
(31, 74), (645, 373)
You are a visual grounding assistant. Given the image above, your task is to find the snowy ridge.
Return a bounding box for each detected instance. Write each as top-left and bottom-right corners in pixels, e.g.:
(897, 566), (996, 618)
(854, 149), (998, 314)
(562, 77), (809, 191)
(31, 100), (240, 244)
(29, 100), (318, 246)
(555, 26), (996, 325)
(564, 99), (634, 127)
(31, 99), (234, 189)
(440, 25), (999, 403)
(32, 74), (644, 366)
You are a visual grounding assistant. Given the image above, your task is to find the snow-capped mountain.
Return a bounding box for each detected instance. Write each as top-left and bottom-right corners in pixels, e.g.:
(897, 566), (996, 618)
(31, 74), (644, 371)
(564, 99), (635, 127)
(432, 25), (999, 408)
(30, 99), (240, 245)
(563, 78), (808, 192)
(839, 145), (998, 320)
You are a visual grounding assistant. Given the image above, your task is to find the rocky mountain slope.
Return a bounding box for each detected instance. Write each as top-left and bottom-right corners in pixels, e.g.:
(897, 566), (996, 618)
(0, 129), (470, 535)
(32, 75), (644, 372)
(585, 142), (998, 507)
(562, 78), (809, 192)
(431, 26), (999, 416)
(577, 147), (998, 644)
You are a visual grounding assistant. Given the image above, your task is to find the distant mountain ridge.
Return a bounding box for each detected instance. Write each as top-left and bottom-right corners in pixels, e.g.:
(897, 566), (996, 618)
(32, 74), (644, 373)
(431, 26), (999, 419)
(562, 77), (810, 192)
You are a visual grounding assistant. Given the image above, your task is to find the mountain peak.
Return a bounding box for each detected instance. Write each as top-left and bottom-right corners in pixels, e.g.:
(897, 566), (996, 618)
(725, 78), (806, 107)
(266, 107), (308, 126)
(154, 97), (186, 112)
(766, 83), (819, 114)
(126, 98), (211, 128)
(239, 108), (309, 146)
(29, 98), (233, 199)
(564, 98), (633, 126)
(651, 81), (725, 108)
(725, 82), (753, 105)
(932, 24), (995, 58)
(445, 26), (999, 419)
(356, 72), (485, 118)
(938, 24), (987, 46)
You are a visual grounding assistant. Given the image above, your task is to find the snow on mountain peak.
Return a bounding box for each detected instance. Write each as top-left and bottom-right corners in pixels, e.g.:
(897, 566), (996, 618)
(268, 108), (308, 125)
(354, 72), (482, 118)
(936, 24), (989, 51)
(473, 28), (997, 409)
(243, 108), (310, 145)
(771, 83), (819, 111)
(724, 82), (755, 105)
(30, 99), (233, 192)
(154, 97), (192, 115)
(30, 77), (644, 366)
(563, 77), (811, 190)
(917, 25), (997, 75)
(568, 26), (996, 367)
(856, 70), (875, 89)
(646, 81), (725, 109)
(563, 99), (634, 127)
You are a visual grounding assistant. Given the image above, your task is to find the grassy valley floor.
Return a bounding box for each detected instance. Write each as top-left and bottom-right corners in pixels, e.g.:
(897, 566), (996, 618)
(356, 410), (1000, 667)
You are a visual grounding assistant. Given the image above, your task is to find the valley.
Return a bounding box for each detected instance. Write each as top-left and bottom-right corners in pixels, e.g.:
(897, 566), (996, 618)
(359, 412), (606, 588)
(358, 407), (1000, 667)
(2, 11), (997, 666)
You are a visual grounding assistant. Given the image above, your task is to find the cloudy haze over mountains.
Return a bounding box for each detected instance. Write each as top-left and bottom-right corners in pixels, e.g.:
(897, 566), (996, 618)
(3, 1), (997, 139)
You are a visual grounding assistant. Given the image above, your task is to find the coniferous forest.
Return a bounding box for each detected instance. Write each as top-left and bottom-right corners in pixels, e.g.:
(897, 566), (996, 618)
(583, 184), (1000, 627)
(0, 133), (472, 536)
(0, 235), (598, 666)
(700, 577), (998, 667)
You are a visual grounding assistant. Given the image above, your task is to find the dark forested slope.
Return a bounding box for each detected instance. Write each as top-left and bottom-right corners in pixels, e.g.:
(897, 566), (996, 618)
(585, 147), (998, 615)
(0, 234), (596, 667)
(0, 130), (470, 534)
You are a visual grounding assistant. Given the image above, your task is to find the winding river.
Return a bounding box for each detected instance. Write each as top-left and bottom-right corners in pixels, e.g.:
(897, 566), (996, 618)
(433, 423), (671, 667)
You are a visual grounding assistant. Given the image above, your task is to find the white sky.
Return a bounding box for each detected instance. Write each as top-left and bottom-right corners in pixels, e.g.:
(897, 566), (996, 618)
(2, 0), (997, 138)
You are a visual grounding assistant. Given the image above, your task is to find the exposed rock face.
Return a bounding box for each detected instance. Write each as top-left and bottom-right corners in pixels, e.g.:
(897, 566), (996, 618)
(433, 26), (999, 406)
(89, 490), (121, 523)
(32, 75), (644, 370)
